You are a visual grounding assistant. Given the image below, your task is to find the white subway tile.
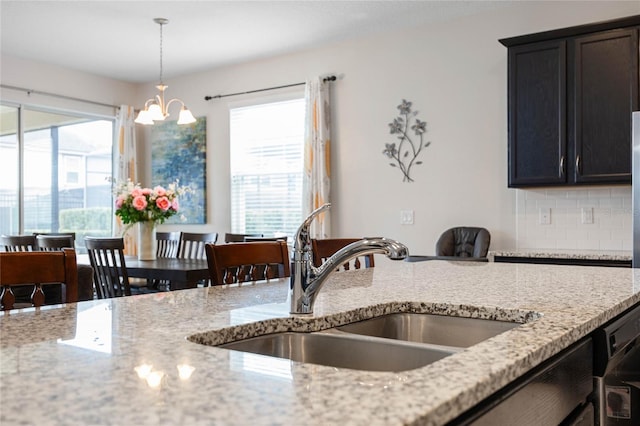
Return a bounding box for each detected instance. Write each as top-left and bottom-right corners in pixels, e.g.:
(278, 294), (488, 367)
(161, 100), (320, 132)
(611, 186), (631, 197)
(588, 188), (611, 198)
(556, 199), (577, 208)
(516, 186), (633, 252)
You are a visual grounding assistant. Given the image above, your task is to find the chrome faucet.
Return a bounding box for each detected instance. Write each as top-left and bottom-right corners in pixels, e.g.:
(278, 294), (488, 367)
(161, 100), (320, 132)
(289, 203), (409, 314)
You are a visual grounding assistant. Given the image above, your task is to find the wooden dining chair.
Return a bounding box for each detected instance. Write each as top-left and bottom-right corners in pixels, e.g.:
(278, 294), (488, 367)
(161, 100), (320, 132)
(205, 241), (290, 285)
(311, 238), (375, 270)
(33, 232), (77, 242)
(177, 232), (219, 287)
(0, 248), (78, 310)
(35, 234), (95, 301)
(144, 231), (182, 291)
(84, 237), (131, 299)
(156, 232), (181, 258)
(177, 232), (219, 260)
(224, 233), (263, 243)
(35, 234), (75, 251)
(1, 235), (37, 252)
(2, 234), (67, 304)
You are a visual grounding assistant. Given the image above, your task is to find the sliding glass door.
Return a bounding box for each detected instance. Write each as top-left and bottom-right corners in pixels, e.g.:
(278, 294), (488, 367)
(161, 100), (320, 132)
(0, 105), (19, 235)
(0, 104), (114, 249)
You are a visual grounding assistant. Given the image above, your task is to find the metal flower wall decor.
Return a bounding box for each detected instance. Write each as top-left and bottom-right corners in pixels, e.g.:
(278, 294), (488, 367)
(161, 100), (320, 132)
(383, 99), (431, 182)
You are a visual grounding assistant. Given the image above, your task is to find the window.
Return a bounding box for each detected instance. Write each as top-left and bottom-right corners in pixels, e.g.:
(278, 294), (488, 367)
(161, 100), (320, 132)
(63, 155), (81, 185)
(0, 104), (114, 248)
(229, 98), (305, 238)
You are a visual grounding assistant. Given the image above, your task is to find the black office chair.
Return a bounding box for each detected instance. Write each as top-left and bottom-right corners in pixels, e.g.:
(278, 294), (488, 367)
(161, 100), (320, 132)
(435, 227), (491, 258)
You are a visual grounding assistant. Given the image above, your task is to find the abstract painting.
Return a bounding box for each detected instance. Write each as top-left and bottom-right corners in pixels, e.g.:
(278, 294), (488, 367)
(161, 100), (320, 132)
(151, 117), (206, 224)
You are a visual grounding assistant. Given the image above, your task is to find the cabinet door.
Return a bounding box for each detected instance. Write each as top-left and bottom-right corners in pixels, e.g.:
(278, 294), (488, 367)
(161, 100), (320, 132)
(508, 40), (567, 187)
(573, 28), (638, 184)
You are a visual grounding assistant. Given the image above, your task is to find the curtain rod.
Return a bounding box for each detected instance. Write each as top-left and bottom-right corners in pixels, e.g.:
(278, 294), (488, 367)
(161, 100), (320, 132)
(204, 75), (337, 101)
(0, 84), (120, 110)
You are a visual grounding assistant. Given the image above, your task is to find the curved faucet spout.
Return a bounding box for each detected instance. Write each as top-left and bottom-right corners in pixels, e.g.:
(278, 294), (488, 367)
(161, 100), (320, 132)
(289, 204), (409, 314)
(293, 203), (331, 262)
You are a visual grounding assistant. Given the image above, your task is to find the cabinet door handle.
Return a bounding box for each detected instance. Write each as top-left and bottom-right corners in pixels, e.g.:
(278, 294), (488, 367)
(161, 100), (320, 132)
(576, 156), (581, 175)
(559, 156), (565, 177)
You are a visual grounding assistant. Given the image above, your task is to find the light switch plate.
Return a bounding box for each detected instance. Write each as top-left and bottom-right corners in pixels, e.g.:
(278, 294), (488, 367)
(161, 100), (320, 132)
(539, 208), (551, 225)
(400, 210), (414, 225)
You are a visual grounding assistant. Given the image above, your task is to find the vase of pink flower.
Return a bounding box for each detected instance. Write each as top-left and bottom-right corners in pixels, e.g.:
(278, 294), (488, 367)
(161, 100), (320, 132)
(114, 179), (188, 260)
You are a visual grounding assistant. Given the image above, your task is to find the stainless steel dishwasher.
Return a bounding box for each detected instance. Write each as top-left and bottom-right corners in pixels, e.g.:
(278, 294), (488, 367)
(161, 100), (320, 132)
(593, 303), (640, 426)
(449, 337), (594, 425)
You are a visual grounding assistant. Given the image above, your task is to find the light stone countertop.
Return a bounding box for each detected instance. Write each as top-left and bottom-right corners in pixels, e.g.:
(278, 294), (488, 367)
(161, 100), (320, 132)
(1, 259), (640, 425)
(489, 248), (632, 261)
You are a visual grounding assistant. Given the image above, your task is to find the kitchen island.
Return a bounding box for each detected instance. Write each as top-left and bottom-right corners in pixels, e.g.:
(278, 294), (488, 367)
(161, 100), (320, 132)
(1, 259), (639, 425)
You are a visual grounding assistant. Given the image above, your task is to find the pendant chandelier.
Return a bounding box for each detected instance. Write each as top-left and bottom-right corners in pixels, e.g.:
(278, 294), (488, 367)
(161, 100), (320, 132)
(135, 18), (196, 125)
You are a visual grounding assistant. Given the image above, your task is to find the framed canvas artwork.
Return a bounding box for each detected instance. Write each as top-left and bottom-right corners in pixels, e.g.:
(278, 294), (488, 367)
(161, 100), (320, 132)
(151, 117), (206, 224)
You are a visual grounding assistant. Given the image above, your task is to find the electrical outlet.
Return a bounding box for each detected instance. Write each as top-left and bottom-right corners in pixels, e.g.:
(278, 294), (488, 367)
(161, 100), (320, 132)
(581, 207), (594, 224)
(539, 208), (551, 225)
(400, 210), (414, 225)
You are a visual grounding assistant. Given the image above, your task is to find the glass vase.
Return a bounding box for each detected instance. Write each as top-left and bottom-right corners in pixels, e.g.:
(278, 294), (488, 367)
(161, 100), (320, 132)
(138, 221), (157, 261)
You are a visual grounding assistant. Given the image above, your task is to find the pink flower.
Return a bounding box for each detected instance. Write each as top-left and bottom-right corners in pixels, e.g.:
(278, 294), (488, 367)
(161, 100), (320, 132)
(131, 188), (143, 197)
(154, 186), (167, 197)
(155, 196), (171, 211)
(141, 187), (152, 195)
(171, 199), (179, 211)
(115, 196), (125, 208)
(132, 195), (148, 211)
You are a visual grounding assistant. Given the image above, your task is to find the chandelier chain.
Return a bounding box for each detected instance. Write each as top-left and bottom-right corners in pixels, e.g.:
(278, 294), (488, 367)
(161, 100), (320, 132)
(158, 20), (164, 84)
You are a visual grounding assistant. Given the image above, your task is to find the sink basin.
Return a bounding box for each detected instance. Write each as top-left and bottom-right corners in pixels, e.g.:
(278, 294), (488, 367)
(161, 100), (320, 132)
(218, 332), (458, 372)
(335, 313), (520, 348)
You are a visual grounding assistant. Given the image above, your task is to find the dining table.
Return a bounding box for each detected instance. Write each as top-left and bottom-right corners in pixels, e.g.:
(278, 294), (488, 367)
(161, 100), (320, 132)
(78, 255), (210, 291)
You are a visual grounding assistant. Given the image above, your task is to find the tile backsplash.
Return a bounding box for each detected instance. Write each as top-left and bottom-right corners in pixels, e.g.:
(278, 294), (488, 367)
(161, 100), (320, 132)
(515, 186), (632, 251)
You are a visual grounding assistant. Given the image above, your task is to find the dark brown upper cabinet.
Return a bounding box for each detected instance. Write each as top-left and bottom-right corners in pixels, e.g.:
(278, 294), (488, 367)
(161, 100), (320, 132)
(500, 16), (640, 188)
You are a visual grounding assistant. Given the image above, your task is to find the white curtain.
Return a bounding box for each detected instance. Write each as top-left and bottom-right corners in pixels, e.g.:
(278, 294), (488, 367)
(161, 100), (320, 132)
(113, 105), (138, 254)
(303, 77), (331, 238)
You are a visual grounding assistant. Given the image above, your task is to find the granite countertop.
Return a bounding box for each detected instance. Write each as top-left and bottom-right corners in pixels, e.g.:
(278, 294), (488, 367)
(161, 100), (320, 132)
(2, 259), (639, 425)
(489, 248), (632, 261)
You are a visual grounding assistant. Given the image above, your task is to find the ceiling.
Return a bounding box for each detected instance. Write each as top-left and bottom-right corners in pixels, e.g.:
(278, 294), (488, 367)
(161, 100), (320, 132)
(0, 1), (517, 84)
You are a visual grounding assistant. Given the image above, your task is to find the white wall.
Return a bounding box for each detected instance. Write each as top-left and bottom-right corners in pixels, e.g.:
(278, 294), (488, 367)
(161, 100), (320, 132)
(152, 0), (638, 254)
(2, 1), (639, 255)
(0, 55), (138, 116)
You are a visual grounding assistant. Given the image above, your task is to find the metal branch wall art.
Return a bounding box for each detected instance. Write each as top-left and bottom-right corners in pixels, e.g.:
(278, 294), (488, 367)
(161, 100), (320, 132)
(382, 99), (431, 182)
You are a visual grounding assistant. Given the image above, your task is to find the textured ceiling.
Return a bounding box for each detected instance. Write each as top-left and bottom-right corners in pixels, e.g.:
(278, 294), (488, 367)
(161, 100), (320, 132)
(1, 1), (515, 83)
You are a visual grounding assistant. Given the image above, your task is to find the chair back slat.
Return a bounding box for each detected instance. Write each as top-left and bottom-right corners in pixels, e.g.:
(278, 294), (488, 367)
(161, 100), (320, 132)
(85, 237), (131, 299)
(178, 232), (218, 260)
(1, 235), (37, 252)
(0, 248), (78, 310)
(156, 232), (180, 258)
(205, 241), (290, 285)
(311, 238), (375, 271)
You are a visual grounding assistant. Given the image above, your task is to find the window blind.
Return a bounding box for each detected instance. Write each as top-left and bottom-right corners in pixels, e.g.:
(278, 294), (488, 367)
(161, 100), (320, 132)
(229, 98), (305, 238)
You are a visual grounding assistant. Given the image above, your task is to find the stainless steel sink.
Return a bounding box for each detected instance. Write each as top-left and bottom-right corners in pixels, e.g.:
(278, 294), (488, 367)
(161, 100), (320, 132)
(218, 332), (458, 372)
(334, 313), (520, 348)
(199, 312), (523, 372)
